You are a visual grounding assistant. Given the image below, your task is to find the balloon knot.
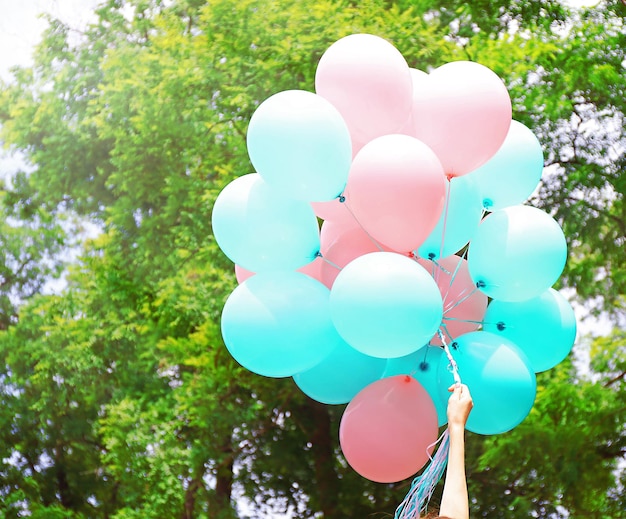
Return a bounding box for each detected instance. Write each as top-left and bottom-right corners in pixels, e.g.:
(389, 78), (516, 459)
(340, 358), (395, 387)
(428, 252), (436, 260)
(407, 251), (415, 258)
(451, 342), (458, 350)
(497, 321), (506, 331)
(338, 195), (346, 203)
(483, 198), (493, 209)
(419, 361), (429, 372)
(404, 375), (412, 383)
(476, 280), (486, 288)
(315, 251), (322, 258)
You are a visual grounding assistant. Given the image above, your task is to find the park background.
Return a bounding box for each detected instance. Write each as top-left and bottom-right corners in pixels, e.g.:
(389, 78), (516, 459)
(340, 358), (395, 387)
(0, 0), (624, 517)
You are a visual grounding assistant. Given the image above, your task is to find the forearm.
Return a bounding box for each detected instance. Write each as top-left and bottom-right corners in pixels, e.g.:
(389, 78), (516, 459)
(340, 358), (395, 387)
(439, 424), (469, 519)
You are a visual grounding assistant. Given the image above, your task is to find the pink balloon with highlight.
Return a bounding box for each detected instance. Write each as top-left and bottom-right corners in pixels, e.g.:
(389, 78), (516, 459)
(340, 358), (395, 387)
(339, 375), (439, 483)
(418, 255), (488, 345)
(319, 218), (362, 253)
(412, 61), (512, 177)
(344, 134), (446, 253)
(320, 226), (387, 288)
(311, 197), (355, 225)
(315, 34), (413, 145)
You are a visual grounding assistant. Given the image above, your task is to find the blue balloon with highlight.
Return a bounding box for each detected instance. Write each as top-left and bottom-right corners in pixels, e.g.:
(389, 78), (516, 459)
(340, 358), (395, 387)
(484, 288), (577, 372)
(247, 90), (352, 202)
(211, 173), (320, 273)
(437, 331), (536, 435)
(221, 271), (340, 378)
(293, 340), (386, 405)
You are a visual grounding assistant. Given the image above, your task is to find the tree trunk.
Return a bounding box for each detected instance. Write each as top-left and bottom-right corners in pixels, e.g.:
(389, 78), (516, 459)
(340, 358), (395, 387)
(307, 399), (339, 518)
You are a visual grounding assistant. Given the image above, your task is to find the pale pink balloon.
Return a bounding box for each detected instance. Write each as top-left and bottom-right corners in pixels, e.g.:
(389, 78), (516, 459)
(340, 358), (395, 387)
(399, 68), (429, 136)
(311, 198), (355, 225)
(235, 256), (325, 284)
(417, 255), (488, 345)
(235, 264), (254, 284)
(319, 218), (362, 253)
(320, 226), (387, 287)
(344, 134), (446, 253)
(412, 61), (512, 177)
(339, 375), (439, 483)
(315, 34), (413, 145)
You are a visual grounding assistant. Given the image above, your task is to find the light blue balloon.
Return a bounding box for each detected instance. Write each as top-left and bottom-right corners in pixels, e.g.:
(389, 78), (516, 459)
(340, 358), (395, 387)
(437, 331), (536, 435)
(330, 252), (443, 359)
(418, 174), (483, 260)
(221, 271), (340, 378)
(211, 173), (320, 273)
(383, 346), (448, 426)
(470, 120), (544, 211)
(293, 340), (386, 405)
(468, 205), (567, 302)
(483, 288), (577, 372)
(247, 90), (352, 202)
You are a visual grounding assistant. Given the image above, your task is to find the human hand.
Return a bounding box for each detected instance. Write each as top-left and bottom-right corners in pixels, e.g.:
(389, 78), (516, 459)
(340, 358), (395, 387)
(447, 383), (473, 428)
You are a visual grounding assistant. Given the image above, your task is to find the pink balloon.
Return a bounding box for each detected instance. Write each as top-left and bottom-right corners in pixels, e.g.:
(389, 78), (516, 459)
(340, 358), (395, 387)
(344, 134), (446, 253)
(319, 219), (356, 253)
(339, 375), (439, 483)
(399, 68), (429, 136)
(412, 61), (512, 177)
(311, 198), (355, 225)
(417, 255), (488, 345)
(235, 256), (325, 284)
(315, 34), (413, 145)
(320, 226), (387, 287)
(235, 264), (254, 284)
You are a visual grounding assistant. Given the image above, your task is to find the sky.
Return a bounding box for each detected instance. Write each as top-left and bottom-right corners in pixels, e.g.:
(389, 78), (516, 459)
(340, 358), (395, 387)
(0, 0), (101, 82)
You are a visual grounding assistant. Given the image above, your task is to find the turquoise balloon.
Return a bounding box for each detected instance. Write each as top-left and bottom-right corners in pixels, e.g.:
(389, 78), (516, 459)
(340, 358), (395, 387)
(330, 252), (443, 359)
(418, 174), (483, 260)
(437, 331), (536, 435)
(383, 346), (448, 426)
(483, 288), (577, 372)
(212, 173), (320, 273)
(469, 120), (544, 211)
(221, 271), (340, 378)
(293, 340), (386, 405)
(247, 90), (352, 202)
(468, 205), (567, 302)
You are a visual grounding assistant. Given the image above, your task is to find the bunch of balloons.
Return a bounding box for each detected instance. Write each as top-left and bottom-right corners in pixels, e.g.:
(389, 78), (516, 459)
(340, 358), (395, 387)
(212, 34), (577, 484)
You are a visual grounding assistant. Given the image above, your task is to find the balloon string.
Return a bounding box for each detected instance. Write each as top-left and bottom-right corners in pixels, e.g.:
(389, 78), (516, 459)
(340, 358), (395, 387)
(337, 195), (385, 252)
(443, 284), (480, 314)
(440, 255), (464, 308)
(316, 252), (342, 271)
(437, 330), (461, 386)
(434, 178), (453, 285)
(394, 429), (451, 519)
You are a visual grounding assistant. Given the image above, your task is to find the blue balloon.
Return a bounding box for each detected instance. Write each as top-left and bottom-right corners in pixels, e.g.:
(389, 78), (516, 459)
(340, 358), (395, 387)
(483, 288), (577, 372)
(247, 90), (352, 202)
(212, 173), (320, 273)
(330, 252), (443, 358)
(469, 120), (544, 211)
(437, 331), (536, 435)
(418, 174), (483, 260)
(383, 346), (448, 426)
(221, 271), (340, 378)
(293, 340), (386, 405)
(468, 205), (567, 302)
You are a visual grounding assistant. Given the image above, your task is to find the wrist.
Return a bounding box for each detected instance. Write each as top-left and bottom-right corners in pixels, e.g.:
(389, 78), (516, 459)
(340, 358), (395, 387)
(448, 422), (466, 435)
